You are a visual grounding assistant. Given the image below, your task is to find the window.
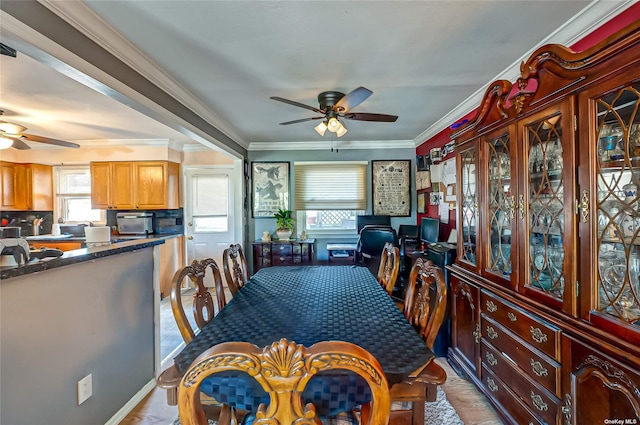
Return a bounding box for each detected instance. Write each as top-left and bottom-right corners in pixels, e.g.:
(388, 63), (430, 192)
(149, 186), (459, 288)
(55, 166), (104, 223)
(191, 173), (229, 232)
(294, 161), (367, 235)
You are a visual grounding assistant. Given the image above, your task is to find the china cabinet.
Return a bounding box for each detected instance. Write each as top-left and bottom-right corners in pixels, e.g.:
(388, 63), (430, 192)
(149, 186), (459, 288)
(449, 22), (640, 424)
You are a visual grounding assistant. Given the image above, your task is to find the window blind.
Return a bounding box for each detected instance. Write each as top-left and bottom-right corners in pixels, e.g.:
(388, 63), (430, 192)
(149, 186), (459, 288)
(294, 162), (367, 210)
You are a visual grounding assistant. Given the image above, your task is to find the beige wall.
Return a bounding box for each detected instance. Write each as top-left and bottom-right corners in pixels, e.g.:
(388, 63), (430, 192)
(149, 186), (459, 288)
(0, 145), (235, 165)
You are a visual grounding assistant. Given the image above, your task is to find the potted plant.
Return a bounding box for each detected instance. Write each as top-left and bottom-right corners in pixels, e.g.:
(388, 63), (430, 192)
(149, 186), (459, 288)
(274, 208), (294, 240)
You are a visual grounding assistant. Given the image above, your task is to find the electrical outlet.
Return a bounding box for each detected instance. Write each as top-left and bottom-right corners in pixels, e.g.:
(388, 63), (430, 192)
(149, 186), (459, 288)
(77, 374), (92, 405)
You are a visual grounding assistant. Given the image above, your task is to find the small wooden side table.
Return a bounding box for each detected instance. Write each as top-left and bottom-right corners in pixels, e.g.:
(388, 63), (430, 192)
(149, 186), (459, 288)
(326, 242), (358, 264)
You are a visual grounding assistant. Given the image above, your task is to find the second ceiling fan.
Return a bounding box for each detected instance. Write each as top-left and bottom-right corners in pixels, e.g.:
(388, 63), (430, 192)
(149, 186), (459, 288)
(270, 86), (397, 137)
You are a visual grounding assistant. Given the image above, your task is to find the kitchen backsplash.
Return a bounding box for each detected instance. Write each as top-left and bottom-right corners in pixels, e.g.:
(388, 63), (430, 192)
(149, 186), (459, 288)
(1, 211), (53, 236)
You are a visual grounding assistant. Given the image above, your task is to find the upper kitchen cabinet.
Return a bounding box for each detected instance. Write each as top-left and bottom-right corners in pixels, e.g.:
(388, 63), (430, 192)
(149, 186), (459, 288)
(1, 161), (53, 211)
(91, 161), (180, 210)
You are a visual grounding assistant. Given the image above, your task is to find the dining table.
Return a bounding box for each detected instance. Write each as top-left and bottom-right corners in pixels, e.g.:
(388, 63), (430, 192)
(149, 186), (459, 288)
(164, 264), (434, 416)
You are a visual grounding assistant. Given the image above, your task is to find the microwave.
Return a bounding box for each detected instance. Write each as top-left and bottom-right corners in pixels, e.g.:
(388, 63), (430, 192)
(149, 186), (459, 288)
(116, 212), (153, 235)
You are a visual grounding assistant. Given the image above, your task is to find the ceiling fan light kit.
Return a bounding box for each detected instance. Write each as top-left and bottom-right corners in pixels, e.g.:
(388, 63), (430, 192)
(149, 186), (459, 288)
(0, 136), (14, 149)
(0, 111), (80, 150)
(270, 86), (397, 141)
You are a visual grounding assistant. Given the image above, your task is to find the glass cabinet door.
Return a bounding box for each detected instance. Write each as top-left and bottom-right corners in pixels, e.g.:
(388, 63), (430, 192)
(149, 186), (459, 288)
(459, 143), (478, 268)
(523, 111), (567, 303)
(485, 129), (514, 284)
(593, 82), (640, 325)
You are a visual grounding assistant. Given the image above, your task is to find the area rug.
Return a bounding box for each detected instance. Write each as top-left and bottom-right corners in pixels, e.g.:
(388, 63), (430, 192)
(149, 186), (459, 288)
(172, 386), (463, 425)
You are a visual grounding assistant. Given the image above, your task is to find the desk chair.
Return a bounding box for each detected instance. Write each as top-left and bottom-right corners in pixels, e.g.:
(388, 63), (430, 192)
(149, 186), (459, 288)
(398, 224), (420, 277)
(177, 338), (391, 425)
(377, 242), (400, 295)
(390, 258), (448, 425)
(222, 244), (249, 296)
(158, 258), (226, 405)
(356, 225), (398, 275)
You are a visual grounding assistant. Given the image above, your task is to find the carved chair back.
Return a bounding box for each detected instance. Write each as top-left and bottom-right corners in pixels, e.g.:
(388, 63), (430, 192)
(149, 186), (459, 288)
(177, 338), (391, 425)
(170, 258), (226, 344)
(403, 257), (447, 349)
(222, 244), (249, 296)
(377, 242), (400, 295)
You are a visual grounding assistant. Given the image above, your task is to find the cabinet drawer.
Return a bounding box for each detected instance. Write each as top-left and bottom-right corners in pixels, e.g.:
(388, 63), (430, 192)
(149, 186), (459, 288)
(272, 253), (293, 265)
(481, 365), (545, 425)
(480, 338), (560, 425)
(272, 244), (292, 256)
(482, 290), (560, 360)
(481, 317), (560, 396)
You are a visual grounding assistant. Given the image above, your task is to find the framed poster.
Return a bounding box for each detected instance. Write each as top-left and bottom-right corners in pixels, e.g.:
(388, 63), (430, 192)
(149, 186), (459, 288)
(252, 162), (289, 217)
(372, 160), (411, 216)
(417, 192), (426, 214)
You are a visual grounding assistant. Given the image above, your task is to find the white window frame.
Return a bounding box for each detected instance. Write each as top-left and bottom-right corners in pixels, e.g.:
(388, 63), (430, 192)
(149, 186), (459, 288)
(54, 165), (105, 224)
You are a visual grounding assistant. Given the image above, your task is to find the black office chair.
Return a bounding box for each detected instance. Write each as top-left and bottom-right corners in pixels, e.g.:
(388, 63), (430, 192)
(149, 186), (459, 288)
(398, 224), (420, 278)
(356, 225), (398, 276)
(356, 215), (391, 234)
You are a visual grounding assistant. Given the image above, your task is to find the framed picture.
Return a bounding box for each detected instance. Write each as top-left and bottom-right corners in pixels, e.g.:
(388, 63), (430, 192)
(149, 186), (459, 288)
(430, 191), (443, 205)
(417, 192), (426, 214)
(252, 162), (289, 217)
(372, 160), (411, 216)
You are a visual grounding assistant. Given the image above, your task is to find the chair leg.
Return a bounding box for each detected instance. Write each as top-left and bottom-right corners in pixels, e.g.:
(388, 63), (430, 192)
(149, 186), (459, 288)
(412, 399), (425, 425)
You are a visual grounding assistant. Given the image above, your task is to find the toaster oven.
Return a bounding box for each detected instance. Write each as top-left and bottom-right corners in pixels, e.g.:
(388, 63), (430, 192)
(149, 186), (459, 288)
(116, 212), (153, 235)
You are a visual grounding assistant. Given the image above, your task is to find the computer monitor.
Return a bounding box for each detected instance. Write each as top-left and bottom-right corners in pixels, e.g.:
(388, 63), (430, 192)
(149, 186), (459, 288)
(420, 217), (440, 246)
(356, 215), (391, 233)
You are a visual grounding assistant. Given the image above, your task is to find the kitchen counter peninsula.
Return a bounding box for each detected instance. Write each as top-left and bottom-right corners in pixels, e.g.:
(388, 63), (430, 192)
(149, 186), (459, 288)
(1, 234), (181, 280)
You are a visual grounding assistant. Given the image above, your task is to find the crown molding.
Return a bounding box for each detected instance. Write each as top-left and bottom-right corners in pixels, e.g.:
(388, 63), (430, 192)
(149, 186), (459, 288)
(249, 139), (415, 151)
(412, 0), (636, 147)
(39, 0), (249, 150)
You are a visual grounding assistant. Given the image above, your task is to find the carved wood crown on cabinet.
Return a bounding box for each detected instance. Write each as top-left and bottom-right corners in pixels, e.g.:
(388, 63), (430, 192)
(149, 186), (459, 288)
(90, 161), (180, 210)
(448, 21), (640, 425)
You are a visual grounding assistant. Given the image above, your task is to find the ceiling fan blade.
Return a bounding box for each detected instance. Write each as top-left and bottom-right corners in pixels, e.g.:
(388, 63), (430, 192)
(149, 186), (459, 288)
(279, 117), (325, 125)
(6, 135), (30, 150)
(343, 113), (398, 122)
(21, 133), (80, 148)
(334, 86), (373, 113)
(270, 96), (325, 114)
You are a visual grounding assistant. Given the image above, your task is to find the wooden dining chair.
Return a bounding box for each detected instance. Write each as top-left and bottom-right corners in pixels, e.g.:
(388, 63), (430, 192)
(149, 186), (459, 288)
(377, 242), (400, 295)
(222, 243), (249, 296)
(389, 257), (448, 425)
(177, 338), (391, 425)
(158, 258), (226, 405)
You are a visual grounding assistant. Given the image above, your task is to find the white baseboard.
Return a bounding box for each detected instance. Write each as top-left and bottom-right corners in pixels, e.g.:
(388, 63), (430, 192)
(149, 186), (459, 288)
(104, 379), (156, 425)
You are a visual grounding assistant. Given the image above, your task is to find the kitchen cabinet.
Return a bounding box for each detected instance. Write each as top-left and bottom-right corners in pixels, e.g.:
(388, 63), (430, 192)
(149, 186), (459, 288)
(159, 235), (184, 299)
(0, 161), (53, 211)
(30, 241), (82, 251)
(448, 22), (640, 424)
(90, 161), (179, 210)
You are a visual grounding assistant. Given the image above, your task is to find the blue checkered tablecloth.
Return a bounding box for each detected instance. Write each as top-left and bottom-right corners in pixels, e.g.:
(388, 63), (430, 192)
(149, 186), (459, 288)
(174, 265), (432, 385)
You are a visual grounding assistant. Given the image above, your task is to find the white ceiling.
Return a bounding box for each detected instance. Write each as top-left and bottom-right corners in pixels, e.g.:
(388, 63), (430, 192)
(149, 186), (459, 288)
(0, 1), (633, 154)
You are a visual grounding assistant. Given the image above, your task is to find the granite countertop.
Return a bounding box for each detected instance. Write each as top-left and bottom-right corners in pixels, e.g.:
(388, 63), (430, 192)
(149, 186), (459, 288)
(1, 235), (180, 280)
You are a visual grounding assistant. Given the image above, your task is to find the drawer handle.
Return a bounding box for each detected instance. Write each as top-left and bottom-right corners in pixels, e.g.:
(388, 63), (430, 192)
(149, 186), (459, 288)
(531, 391), (548, 412)
(530, 326), (549, 344)
(508, 312), (517, 322)
(530, 359), (549, 377)
(487, 378), (498, 392)
(486, 352), (498, 366)
(279, 246), (285, 251)
(486, 326), (498, 340)
(486, 300), (498, 313)
(279, 256), (285, 261)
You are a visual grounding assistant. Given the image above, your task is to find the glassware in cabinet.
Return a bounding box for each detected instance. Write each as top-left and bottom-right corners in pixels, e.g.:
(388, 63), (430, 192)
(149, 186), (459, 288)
(593, 82), (640, 324)
(485, 130), (514, 282)
(524, 112), (567, 299)
(459, 143), (479, 267)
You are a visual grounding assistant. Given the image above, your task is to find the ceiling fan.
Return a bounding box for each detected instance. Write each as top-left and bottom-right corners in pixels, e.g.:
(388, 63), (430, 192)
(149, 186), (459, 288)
(270, 86), (398, 137)
(0, 111), (80, 150)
